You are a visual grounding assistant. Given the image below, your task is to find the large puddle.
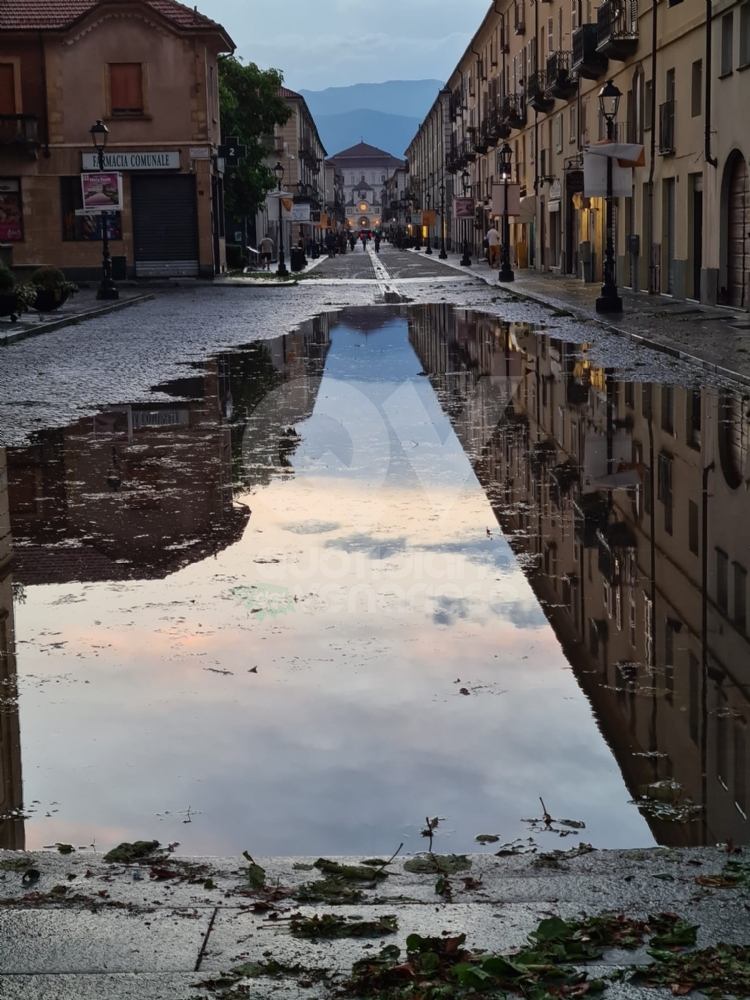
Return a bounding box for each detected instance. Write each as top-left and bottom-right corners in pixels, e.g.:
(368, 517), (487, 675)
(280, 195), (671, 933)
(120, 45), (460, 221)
(1, 305), (748, 855)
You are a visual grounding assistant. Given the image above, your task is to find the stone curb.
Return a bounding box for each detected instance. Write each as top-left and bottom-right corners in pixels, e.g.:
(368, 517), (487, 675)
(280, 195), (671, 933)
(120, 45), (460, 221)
(0, 293), (155, 347)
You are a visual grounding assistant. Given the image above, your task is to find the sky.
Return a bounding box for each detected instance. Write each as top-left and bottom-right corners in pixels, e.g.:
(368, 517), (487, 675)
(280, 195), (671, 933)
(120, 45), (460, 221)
(199, 0), (490, 91)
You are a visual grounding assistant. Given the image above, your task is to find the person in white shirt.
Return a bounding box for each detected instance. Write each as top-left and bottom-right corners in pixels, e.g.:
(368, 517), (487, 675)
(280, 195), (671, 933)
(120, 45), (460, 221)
(486, 225), (500, 267)
(259, 234), (274, 270)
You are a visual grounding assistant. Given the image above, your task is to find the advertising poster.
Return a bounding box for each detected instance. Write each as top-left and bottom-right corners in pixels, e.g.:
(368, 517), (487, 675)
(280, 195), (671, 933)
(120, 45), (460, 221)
(0, 179), (23, 241)
(81, 171), (123, 212)
(453, 197), (475, 219)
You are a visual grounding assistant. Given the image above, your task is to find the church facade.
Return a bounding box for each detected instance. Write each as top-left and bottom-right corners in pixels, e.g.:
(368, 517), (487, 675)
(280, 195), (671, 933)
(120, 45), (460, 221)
(325, 142), (404, 231)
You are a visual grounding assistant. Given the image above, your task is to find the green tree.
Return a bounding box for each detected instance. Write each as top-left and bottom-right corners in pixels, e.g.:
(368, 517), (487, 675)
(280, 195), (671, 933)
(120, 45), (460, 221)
(218, 56), (292, 219)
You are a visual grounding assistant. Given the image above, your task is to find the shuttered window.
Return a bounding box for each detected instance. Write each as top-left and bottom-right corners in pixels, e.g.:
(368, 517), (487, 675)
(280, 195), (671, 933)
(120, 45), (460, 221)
(558, 8), (564, 46)
(529, 128), (535, 163)
(721, 13), (734, 75)
(569, 103), (578, 143)
(0, 64), (16, 115)
(548, 17), (554, 52)
(110, 63), (144, 115)
(555, 113), (563, 151)
(572, 0), (579, 30)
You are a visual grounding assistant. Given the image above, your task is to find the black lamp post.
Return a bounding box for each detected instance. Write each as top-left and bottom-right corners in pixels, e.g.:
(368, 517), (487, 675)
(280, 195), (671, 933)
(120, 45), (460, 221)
(498, 142), (515, 283)
(425, 191), (433, 254)
(274, 161), (289, 277)
(460, 167), (472, 266)
(89, 120), (118, 300)
(595, 79), (623, 314)
(439, 182), (447, 259)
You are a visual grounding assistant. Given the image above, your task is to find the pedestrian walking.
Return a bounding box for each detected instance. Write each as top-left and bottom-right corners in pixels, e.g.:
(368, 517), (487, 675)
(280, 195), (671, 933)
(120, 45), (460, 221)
(338, 231), (347, 255)
(374, 232), (381, 253)
(259, 233), (274, 271)
(486, 224), (500, 268)
(325, 229), (337, 258)
(360, 232), (368, 252)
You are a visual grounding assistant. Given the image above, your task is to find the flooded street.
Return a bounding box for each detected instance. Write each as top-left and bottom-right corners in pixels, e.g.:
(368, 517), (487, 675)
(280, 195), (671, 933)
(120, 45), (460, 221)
(1, 303), (748, 856)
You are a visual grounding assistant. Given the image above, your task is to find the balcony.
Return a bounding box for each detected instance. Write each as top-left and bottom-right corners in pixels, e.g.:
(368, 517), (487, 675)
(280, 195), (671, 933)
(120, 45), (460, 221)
(488, 107), (511, 142)
(473, 122), (490, 154)
(546, 51), (578, 99)
(572, 23), (609, 79)
(514, 0), (526, 33)
(658, 99), (675, 154)
(446, 138), (466, 173)
(298, 140), (320, 170)
(597, 0), (639, 60)
(501, 94), (526, 130)
(0, 114), (39, 147)
(463, 134), (477, 162)
(527, 71), (555, 113)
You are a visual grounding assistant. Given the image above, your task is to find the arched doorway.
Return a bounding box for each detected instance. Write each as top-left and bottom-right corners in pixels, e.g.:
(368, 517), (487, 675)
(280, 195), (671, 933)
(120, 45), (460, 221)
(727, 154), (749, 308)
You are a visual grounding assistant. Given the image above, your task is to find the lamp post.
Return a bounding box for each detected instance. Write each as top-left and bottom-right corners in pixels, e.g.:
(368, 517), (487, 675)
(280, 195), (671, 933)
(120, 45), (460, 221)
(425, 191), (433, 254)
(439, 182), (447, 259)
(498, 142), (515, 283)
(596, 79), (623, 314)
(274, 161), (289, 277)
(89, 120), (118, 300)
(460, 167), (472, 266)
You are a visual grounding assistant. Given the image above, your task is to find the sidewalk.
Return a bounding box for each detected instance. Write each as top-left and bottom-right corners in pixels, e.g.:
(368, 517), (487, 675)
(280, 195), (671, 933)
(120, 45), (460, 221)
(0, 842), (746, 998)
(427, 250), (750, 385)
(0, 288), (154, 347)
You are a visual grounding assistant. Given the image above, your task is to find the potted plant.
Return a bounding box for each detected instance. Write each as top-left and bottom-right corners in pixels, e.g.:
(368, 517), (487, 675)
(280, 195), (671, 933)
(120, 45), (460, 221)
(0, 265), (21, 321)
(29, 266), (79, 313)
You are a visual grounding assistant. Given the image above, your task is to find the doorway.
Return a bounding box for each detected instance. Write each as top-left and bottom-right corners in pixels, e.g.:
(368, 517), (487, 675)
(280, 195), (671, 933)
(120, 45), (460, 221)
(727, 155), (749, 308)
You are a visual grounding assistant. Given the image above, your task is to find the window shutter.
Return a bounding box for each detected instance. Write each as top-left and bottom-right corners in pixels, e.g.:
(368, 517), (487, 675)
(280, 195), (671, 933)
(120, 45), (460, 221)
(569, 102), (578, 142)
(548, 17), (554, 52)
(558, 7), (564, 44)
(530, 128), (535, 163)
(581, 96), (588, 141)
(110, 63), (143, 114)
(556, 112), (563, 151)
(572, 0), (579, 31)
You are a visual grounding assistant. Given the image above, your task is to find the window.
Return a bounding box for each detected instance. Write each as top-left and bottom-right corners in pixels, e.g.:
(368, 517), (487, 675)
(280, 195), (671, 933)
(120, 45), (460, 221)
(734, 562), (747, 632)
(624, 381), (635, 409)
(716, 548), (729, 613)
(735, 722), (747, 817)
(0, 63), (16, 115)
(661, 385), (674, 433)
(741, 3), (750, 67)
(664, 620), (674, 701)
(0, 178), (23, 241)
(109, 63), (144, 115)
(60, 176), (122, 242)
(691, 60), (703, 116)
(688, 499), (699, 555)
(644, 79), (653, 130)
(689, 651), (699, 744)
(721, 13), (734, 76)
(569, 103), (578, 143)
(644, 594), (654, 664)
(642, 382), (652, 418)
(548, 16), (554, 53)
(686, 388), (701, 447)
(529, 128), (535, 163)
(658, 451), (674, 534)
(572, 0), (580, 31)
(555, 113), (563, 152)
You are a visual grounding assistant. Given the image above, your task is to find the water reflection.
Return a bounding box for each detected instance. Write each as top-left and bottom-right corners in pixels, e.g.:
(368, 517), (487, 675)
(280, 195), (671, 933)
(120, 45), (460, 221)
(0, 305), (747, 853)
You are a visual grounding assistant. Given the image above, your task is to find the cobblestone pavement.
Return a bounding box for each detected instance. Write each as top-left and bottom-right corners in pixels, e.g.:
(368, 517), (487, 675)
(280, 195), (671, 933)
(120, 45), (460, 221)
(313, 243), (376, 279)
(0, 288), (153, 346)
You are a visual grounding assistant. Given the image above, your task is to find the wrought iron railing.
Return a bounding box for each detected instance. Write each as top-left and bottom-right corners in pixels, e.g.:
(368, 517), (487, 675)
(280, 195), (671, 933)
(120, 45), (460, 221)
(0, 114), (39, 145)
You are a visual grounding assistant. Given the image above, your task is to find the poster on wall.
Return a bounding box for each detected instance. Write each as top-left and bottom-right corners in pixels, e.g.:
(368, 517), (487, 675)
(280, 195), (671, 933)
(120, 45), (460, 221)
(81, 171), (123, 212)
(0, 179), (23, 241)
(453, 197), (475, 219)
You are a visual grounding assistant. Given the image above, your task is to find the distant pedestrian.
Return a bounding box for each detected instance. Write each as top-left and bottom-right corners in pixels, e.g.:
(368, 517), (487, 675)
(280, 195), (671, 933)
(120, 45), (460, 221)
(259, 233), (274, 271)
(338, 231), (347, 255)
(486, 225), (500, 267)
(325, 229), (336, 258)
(360, 232), (368, 251)
(349, 233), (356, 252)
(374, 232), (381, 253)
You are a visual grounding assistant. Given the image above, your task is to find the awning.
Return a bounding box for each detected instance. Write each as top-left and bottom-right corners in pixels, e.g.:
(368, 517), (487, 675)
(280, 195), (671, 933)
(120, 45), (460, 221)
(517, 195), (536, 223)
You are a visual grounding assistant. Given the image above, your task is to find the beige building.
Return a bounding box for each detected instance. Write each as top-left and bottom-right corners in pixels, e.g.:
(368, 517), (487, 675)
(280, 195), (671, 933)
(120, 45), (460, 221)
(0, 0), (233, 279)
(407, 0), (750, 307)
(327, 142), (405, 231)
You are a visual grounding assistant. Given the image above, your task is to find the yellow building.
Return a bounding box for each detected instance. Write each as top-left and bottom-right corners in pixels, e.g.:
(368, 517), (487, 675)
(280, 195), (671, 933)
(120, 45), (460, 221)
(407, 0), (750, 307)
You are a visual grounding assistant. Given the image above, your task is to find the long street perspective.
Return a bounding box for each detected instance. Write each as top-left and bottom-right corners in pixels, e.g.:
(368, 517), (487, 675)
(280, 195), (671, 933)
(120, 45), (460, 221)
(1, 0), (750, 997)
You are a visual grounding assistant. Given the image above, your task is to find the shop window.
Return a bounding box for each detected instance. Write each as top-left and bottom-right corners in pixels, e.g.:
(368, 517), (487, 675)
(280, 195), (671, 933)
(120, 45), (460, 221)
(0, 178), (23, 241)
(60, 176), (122, 242)
(109, 63), (144, 116)
(0, 63), (16, 115)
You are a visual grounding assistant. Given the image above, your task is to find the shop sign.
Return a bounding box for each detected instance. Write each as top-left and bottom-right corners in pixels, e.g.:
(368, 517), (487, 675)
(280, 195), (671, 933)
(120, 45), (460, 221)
(81, 150), (180, 171)
(453, 197), (475, 219)
(81, 171), (123, 212)
(0, 178), (23, 241)
(411, 212), (423, 226)
(549, 179), (562, 200)
(291, 203), (311, 222)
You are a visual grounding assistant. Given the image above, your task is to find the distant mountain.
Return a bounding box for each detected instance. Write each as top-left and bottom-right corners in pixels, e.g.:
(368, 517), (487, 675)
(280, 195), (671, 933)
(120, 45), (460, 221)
(299, 79), (443, 120)
(316, 110), (420, 159)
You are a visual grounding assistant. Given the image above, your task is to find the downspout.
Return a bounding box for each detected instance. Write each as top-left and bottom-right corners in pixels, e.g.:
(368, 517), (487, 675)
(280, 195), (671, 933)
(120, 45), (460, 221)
(647, 0), (658, 293)
(701, 460), (714, 845)
(38, 31), (50, 157)
(705, 0), (718, 167)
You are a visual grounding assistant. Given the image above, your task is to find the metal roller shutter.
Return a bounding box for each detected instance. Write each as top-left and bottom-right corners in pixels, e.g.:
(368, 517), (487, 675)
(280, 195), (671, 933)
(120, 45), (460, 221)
(728, 156), (749, 309)
(131, 174), (199, 278)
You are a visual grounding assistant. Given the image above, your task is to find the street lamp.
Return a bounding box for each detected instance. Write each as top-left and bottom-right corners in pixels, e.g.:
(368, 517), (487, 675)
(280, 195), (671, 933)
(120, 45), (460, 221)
(498, 142), (515, 283)
(89, 120), (118, 301)
(460, 168), (472, 267)
(595, 79), (622, 313)
(425, 191), (433, 254)
(274, 161), (289, 277)
(439, 182), (447, 259)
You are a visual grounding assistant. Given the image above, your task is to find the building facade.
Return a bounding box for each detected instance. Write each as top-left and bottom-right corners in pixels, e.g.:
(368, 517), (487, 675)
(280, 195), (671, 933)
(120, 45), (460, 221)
(0, 0), (234, 280)
(327, 142), (405, 231)
(407, 0), (750, 307)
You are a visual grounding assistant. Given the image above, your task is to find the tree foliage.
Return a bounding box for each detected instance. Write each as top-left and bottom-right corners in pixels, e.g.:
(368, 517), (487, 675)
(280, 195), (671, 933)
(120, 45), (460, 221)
(218, 57), (292, 219)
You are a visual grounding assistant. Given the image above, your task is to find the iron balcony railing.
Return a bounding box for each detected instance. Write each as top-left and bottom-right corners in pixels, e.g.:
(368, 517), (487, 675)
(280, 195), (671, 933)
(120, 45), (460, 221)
(0, 114), (39, 145)
(659, 99), (675, 154)
(572, 23), (609, 78)
(527, 71), (555, 112)
(546, 51), (577, 96)
(501, 94), (526, 129)
(597, 0), (639, 55)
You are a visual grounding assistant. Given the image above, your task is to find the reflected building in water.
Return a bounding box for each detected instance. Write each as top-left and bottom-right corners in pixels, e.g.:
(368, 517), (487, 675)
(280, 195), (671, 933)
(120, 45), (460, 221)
(410, 304), (749, 847)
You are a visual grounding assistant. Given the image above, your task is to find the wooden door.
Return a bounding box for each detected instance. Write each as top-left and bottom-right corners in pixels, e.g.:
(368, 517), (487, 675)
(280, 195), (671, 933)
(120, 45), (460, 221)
(728, 156), (749, 309)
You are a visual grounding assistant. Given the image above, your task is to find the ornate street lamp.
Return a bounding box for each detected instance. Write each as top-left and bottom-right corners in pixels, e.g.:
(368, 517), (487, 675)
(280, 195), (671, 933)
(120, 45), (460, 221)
(439, 182), (447, 259)
(498, 142), (515, 283)
(425, 190), (433, 254)
(89, 120), (118, 300)
(460, 168), (472, 267)
(596, 80), (622, 313)
(274, 161), (289, 277)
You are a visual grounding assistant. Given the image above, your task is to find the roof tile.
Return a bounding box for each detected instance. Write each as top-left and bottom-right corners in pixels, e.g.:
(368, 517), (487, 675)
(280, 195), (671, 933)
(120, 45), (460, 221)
(0, 0), (223, 32)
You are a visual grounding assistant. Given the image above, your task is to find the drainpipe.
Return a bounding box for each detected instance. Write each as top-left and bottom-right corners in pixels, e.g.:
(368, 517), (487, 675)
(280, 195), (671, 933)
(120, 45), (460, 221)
(647, 0), (658, 293)
(701, 459), (714, 845)
(38, 31), (50, 157)
(704, 0), (718, 167)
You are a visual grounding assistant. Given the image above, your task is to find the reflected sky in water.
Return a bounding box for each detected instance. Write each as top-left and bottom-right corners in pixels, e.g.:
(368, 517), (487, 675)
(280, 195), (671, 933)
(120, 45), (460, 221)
(2, 305), (745, 855)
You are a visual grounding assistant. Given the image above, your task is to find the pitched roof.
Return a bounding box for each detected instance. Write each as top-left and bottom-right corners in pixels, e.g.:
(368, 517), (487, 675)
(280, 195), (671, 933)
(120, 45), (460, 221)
(329, 141), (405, 166)
(0, 0), (231, 37)
(278, 86), (303, 100)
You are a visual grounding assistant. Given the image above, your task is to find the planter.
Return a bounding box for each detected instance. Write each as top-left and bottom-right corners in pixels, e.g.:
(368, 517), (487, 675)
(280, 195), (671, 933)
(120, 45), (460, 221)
(0, 292), (20, 321)
(33, 288), (69, 313)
